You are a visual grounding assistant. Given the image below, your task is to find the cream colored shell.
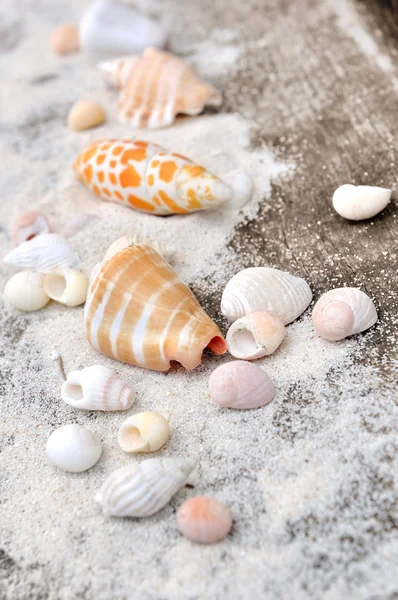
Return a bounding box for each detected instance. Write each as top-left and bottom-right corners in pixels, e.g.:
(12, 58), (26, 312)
(332, 184), (391, 221)
(117, 412), (169, 453)
(43, 268), (89, 306)
(68, 100), (106, 132)
(4, 271), (50, 312)
(226, 311), (285, 360)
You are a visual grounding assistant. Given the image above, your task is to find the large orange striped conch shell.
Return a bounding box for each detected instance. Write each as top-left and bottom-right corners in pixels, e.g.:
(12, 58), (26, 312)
(99, 48), (222, 128)
(84, 244), (227, 371)
(73, 139), (235, 215)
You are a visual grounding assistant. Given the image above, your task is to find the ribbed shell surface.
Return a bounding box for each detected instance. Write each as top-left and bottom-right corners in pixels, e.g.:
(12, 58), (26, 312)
(84, 244), (226, 371)
(95, 457), (196, 517)
(3, 233), (80, 273)
(313, 288), (377, 334)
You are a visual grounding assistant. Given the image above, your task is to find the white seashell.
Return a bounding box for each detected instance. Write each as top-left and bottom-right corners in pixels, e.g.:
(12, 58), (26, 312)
(3, 233), (80, 273)
(209, 361), (275, 409)
(222, 171), (254, 211)
(95, 457), (196, 517)
(104, 235), (174, 263)
(3, 271), (50, 312)
(221, 267), (312, 324)
(43, 268), (89, 307)
(226, 311), (285, 360)
(118, 412), (169, 453)
(80, 0), (168, 61)
(46, 424), (102, 472)
(332, 184), (391, 220)
(61, 365), (135, 411)
(12, 211), (50, 246)
(312, 287), (377, 340)
(61, 213), (99, 239)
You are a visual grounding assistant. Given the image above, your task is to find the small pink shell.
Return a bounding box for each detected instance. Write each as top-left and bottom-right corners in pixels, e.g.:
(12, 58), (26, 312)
(177, 496), (232, 544)
(209, 360), (275, 409)
(12, 211), (50, 246)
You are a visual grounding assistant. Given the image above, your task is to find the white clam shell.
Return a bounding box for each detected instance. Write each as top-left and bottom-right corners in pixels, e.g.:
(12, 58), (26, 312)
(95, 457), (196, 517)
(226, 311), (285, 360)
(209, 361), (275, 409)
(332, 184), (391, 220)
(222, 171), (254, 211)
(312, 287), (377, 341)
(43, 268), (89, 307)
(12, 211), (50, 246)
(80, 0), (168, 61)
(221, 267), (312, 324)
(3, 233), (80, 273)
(46, 424), (102, 472)
(61, 365), (135, 411)
(3, 271), (50, 311)
(118, 412), (169, 453)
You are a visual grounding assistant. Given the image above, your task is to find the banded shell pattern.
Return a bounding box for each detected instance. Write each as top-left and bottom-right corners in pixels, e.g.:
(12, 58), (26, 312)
(3, 234), (80, 273)
(226, 311), (285, 360)
(104, 235), (174, 263)
(209, 361), (275, 409)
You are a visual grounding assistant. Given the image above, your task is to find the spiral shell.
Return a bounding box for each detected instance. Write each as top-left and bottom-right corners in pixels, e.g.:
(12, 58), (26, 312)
(118, 412), (169, 453)
(209, 361), (275, 409)
(3, 234), (80, 273)
(12, 211), (50, 246)
(226, 312), (285, 360)
(332, 184), (391, 221)
(61, 365), (135, 411)
(95, 457), (196, 517)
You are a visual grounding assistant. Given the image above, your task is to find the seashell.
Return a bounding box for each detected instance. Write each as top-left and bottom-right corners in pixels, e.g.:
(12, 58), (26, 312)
(222, 171), (254, 211)
(177, 496), (232, 544)
(68, 100), (106, 132)
(95, 457), (196, 517)
(61, 364), (135, 411)
(100, 48), (222, 128)
(226, 311), (285, 360)
(84, 244), (226, 371)
(312, 287), (377, 341)
(61, 213), (99, 238)
(3, 233), (80, 273)
(46, 424), (102, 472)
(73, 139), (233, 215)
(332, 184), (391, 221)
(80, 0), (168, 61)
(43, 268), (89, 307)
(12, 211), (50, 247)
(209, 360), (275, 409)
(50, 25), (79, 54)
(118, 411), (169, 453)
(4, 271), (50, 312)
(221, 267), (312, 325)
(104, 235), (174, 263)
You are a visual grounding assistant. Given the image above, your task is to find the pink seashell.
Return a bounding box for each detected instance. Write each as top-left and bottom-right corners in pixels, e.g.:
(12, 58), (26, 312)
(12, 211), (50, 247)
(226, 311), (285, 360)
(177, 496), (232, 544)
(209, 360), (275, 410)
(61, 213), (99, 238)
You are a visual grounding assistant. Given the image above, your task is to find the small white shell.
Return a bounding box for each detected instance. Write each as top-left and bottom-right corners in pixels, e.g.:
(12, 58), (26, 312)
(46, 424), (102, 472)
(332, 184), (391, 220)
(95, 457), (196, 518)
(312, 287), (377, 340)
(12, 211), (50, 246)
(61, 365), (135, 411)
(221, 267), (312, 324)
(61, 213), (99, 239)
(222, 171), (254, 211)
(226, 311), (285, 360)
(118, 412), (169, 453)
(104, 235), (174, 263)
(209, 361), (275, 409)
(43, 268), (89, 307)
(3, 233), (80, 273)
(3, 271), (50, 312)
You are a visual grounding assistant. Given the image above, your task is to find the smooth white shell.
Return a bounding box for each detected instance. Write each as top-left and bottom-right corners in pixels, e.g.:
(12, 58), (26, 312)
(46, 424), (102, 473)
(61, 213), (99, 238)
(43, 268), (89, 306)
(209, 361), (275, 409)
(80, 0), (168, 60)
(221, 267), (312, 324)
(104, 235), (174, 263)
(61, 365), (135, 411)
(312, 287), (377, 340)
(3, 233), (80, 273)
(118, 412), (169, 453)
(177, 496), (233, 544)
(3, 271), (50, 312)
(332, 184), (391, 220)
(222, 171), (254, 211)
(12, 211), (50, 246)
(226, 311), (285, 360)
(95, 457), (196, 517)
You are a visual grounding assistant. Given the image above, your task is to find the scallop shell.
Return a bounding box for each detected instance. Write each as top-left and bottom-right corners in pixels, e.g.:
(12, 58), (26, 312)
(46, 424), (102, 473)
(312, 287), (377, 340)
(95, 457), (196, 517)
(332, 184), (391, 221)
(44, 268), (89, 307)
(118, 412), (169, 453)
(99, 48), (222, 128)
(4, 271), (50, 312)
(104, 235), (174, 263)
(84, 244), (226, 371)
(209, 361), (275, 409)
(221, 267), (312, 324)
(177, 496), (233, 544)
(12, 211), (50, 247)
(226, 311), (285, 360)
(61, 365), (135, 411)
(73, 139), (233, 215)
(3, 233), (80, 273)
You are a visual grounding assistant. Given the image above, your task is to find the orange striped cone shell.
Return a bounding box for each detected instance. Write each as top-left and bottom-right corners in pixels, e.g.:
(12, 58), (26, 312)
(73, 139), (233, 215)
(99, 48), (222, 128)
(84, 244), (227, 371)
